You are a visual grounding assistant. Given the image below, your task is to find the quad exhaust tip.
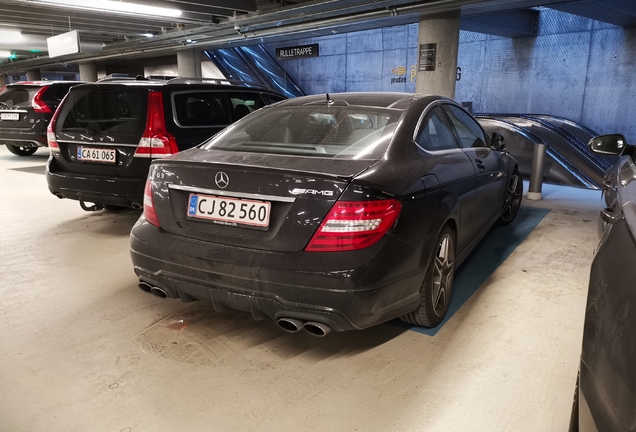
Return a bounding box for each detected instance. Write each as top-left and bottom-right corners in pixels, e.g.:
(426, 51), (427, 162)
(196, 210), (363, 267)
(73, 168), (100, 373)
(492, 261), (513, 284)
(138, 282), (152, 293)
(303, 322), (332, 337)
(150, 287), (169, 299)
(276, 318), (333, 337)
(276, 317), (304, 333)
(138, 281), (169, 299)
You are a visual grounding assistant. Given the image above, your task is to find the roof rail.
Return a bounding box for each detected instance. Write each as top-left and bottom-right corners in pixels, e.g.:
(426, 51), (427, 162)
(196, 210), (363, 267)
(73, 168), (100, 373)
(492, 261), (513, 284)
(97, 76), (136, 82)
(165, 77), (268, 90)
(97, 75), (153, 83)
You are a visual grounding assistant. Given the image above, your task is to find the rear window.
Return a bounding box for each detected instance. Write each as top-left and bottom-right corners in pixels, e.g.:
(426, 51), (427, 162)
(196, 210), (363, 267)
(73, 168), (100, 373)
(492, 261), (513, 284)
(58, 86), (148, 138)
(172, 91), (229, 127)
(201, 105), (402, 160)
(0, 86), (40, 108)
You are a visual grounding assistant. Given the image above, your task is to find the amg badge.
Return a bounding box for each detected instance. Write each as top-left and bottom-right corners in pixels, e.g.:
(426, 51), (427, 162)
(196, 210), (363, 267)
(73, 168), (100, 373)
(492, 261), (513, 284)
(290, 188), (334, 196)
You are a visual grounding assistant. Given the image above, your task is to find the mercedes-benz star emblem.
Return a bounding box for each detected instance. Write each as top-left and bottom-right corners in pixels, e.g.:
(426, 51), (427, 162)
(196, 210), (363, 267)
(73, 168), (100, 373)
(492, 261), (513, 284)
(215, 171), (229, 189)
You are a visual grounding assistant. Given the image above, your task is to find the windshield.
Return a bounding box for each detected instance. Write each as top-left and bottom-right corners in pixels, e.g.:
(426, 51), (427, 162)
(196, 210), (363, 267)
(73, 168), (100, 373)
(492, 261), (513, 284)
(201, 105), (402, 160)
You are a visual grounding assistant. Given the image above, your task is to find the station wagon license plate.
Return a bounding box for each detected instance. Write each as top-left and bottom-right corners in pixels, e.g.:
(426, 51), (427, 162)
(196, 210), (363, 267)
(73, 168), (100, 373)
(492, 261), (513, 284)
(77, 147), (116, 163)
(0, 113), (19, 121)
(187, 193), (270, 227)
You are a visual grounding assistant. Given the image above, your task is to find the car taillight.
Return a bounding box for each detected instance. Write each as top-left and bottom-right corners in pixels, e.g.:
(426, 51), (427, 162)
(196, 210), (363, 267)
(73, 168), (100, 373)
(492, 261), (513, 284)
(305, 199), (402, 252)
(134, 91), (178, 159)
(143, 179), (160, 227)
(47, 100), (62, 153)
(32, 86), (52, 113)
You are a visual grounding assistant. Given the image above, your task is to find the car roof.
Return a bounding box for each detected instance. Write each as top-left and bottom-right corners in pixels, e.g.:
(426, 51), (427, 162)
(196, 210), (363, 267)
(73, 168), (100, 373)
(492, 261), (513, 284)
(275, 92), (450, 110)
(8, 81), (84, 87)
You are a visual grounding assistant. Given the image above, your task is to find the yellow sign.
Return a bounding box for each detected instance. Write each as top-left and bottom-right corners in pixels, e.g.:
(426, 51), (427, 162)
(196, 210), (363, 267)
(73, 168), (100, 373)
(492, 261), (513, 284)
(390, 65), (418, 84)
(391, 66), (407, 76)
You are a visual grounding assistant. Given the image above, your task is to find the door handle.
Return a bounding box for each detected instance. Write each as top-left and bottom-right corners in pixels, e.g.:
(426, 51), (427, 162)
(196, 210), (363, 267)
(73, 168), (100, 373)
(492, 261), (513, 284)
(475, 159), (486, 170)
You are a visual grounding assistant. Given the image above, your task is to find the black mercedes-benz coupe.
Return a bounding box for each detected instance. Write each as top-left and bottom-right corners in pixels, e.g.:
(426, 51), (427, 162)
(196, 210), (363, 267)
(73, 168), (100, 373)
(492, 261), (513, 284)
(568, 134), (636, 432)
(130, 92), (522, 336)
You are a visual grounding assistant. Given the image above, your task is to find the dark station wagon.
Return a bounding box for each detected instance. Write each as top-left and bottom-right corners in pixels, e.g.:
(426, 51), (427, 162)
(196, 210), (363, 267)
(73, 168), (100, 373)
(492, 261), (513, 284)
(46, 77), (285, 210)
(0, 81), (81, 156)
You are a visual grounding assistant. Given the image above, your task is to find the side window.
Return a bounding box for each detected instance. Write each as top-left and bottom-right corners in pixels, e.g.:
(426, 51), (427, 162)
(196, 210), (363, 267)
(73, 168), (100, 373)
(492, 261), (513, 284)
(226, 92), (266, 121)
(172, 92), (229, 127)
(414, 108), (458, 153)
(263, 94), (285, 105)
(444, 105), (488, 148)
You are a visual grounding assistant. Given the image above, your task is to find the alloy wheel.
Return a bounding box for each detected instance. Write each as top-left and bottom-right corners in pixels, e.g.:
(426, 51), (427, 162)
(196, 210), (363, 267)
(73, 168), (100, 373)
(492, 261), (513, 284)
(501, 174), (523, 223)
(432, 233), (455, 317)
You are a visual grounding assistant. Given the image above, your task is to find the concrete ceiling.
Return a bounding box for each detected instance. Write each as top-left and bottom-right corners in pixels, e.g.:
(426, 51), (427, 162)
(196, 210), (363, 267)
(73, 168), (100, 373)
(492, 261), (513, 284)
(0, 0), (632, 72)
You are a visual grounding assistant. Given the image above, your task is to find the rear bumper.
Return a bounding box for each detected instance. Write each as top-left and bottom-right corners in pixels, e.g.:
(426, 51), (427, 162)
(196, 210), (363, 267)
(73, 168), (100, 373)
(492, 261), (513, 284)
(46, 157), (145, 207)
(0, 129), (47, 147)
(130, 219), (426, 331)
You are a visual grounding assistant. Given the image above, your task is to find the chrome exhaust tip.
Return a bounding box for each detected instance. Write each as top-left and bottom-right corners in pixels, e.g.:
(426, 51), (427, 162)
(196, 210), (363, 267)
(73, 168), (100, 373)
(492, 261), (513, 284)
(303, 322), (332, 337)
(149, 287), (169, 299)
(276, 318), (305, 333)
(138, 281), (153, 293)
(131, 202), (142, 210)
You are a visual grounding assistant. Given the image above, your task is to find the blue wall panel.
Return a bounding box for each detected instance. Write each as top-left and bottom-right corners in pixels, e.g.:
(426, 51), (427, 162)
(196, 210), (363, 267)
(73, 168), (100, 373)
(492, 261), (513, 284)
(268, 9), (636, 140)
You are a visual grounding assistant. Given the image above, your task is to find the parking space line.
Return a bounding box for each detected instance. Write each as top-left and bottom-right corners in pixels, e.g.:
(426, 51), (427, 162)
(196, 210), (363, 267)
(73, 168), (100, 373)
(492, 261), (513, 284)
(391, 206), (551, 336)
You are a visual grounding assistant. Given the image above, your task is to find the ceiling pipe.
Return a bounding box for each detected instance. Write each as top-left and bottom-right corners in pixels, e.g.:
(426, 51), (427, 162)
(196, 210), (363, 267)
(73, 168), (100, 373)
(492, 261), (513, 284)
(0, 0), (559, 72)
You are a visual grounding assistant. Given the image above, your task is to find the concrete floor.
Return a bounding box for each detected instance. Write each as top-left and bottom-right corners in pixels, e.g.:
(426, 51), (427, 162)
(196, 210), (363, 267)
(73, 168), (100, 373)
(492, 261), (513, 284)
(0, 146), (601, 432)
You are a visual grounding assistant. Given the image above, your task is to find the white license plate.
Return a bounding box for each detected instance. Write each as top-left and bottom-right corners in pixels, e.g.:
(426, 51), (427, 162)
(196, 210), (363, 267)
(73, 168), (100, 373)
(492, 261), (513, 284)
(0, 113), (19, 121)
(187, 194), (270, 227)
(77, 147), (116, 163)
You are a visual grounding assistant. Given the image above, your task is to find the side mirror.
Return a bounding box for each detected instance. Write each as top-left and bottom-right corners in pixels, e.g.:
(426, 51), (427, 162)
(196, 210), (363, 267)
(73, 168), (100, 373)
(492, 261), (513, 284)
(491, 132), (505, 151)
(588, 134), (627, 155)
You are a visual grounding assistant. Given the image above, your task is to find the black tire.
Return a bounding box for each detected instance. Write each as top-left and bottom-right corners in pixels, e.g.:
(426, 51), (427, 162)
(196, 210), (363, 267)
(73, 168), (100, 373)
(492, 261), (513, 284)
(568, 372), (579, 432)
(103, 204), (128, 212)
(497, 168), (523, 226)
(5, 144), (38, 156)
(400, 225), (456, 327)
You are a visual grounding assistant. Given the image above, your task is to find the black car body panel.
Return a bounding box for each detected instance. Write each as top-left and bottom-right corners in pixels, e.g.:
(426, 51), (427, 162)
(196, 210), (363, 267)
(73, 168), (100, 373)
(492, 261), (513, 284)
(46, 78), (285, 208)
(575, 154), (636, 432)
(130, 92), (518, 331)
(0, 81), (80, 152)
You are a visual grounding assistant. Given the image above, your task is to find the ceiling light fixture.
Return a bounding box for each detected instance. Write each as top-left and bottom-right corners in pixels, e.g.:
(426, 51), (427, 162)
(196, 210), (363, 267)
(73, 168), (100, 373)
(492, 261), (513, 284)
(142, 33), (155, 38)
(0, 29), (23, 43)
(39, 0), (182, 18)
(0, 50), (13, 58)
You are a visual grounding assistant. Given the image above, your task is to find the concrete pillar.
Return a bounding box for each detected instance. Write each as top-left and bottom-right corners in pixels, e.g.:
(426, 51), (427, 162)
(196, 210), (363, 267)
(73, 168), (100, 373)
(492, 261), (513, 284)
(26, 69), (42, 81)
(415, 10), (461, 99)
(177, 48), (202, 78)
(79, 62), (98, 82)
(0, 74), (6, 88)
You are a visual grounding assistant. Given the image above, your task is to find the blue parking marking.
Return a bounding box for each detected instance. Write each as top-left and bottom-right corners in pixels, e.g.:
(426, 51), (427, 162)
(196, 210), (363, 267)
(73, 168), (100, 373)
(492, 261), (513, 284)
(188, 195), (199, 215)
(390, 206), (551, 336)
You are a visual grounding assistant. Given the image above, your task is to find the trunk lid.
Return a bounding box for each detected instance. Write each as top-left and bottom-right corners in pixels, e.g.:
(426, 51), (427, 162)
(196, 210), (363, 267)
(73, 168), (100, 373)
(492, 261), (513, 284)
(52, 85), (151, 177)
(151, 149), (377, 252)
(0, 85), (41, 129)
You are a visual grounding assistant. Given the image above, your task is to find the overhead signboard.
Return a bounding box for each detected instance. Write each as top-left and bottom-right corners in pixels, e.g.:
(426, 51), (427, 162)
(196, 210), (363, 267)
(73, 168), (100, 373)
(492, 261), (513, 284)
(418, 43), (437, 72)
(47, 30), (80, 58)
(276, 44), (319, 60)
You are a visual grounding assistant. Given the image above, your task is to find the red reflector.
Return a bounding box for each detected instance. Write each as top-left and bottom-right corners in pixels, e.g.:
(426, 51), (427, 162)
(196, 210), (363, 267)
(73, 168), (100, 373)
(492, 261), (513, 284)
(32, 86), (52, 113)
(305, 199), (401, 252)
(143, 180), (160, 227)
(135, 91), (178, 158)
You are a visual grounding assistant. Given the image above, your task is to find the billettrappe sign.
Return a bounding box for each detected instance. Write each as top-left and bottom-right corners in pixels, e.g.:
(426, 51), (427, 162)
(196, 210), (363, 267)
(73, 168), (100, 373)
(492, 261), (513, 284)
(276, 44), (319, 60)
